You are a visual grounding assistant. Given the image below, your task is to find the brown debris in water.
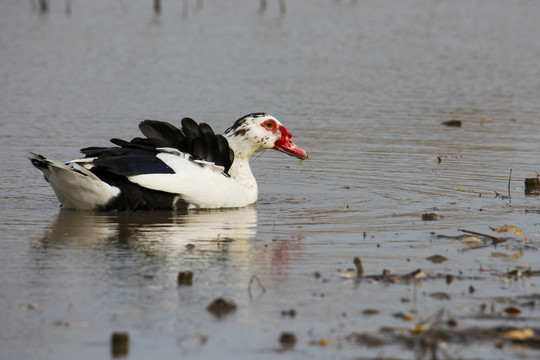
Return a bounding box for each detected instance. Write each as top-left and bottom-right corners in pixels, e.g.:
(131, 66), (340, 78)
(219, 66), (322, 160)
(281, 309), (296, 318)
(393, 312), (415, 322)
(362, 308), (380, 316)
(346, 325), (540, 355)
(441, 120), (462, 127)
(458, 228), (504, 243)
(206, 298), (237, 318)
(409, 323), (429, 335)
(489, 225), (527, 242)
(435, 152), (462, 163)
(353, 256), (363, 276)
(429, 292), (451, 300)
(177, 271), (194, 286)
(111, 332), (129, 358)
(503, 306), (522, 316)
(358, 268), (428, 283)
(525, 177), (540, 195)
(498, 327), (535, 340)
(422, 212), (438, 221)
(340, 263), (540, 285)
(308, 338), (332, 347)
(346, 332), (385, 347)
(461, 236), (484, 247)
(279, 332), (297, 349)
(491, 250), (523, 260)
(425, 254), (447, 264)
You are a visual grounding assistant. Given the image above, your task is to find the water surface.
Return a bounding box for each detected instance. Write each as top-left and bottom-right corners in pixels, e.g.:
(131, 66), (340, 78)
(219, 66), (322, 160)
(1, 1), (540, 359)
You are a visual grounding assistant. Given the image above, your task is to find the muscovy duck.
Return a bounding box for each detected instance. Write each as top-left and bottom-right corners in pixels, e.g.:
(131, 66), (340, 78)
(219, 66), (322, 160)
(30, 113), (307, 211)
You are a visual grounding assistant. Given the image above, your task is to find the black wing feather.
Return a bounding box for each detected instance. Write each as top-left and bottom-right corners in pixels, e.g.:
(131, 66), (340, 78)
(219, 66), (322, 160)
(180, 118), (202, 142)
(199, 123), (218, 163)
(216, 135), (234, 172)
(81, 117), (234, 176)
(80, 147), (174, 177)
(139, 120), (185, 150)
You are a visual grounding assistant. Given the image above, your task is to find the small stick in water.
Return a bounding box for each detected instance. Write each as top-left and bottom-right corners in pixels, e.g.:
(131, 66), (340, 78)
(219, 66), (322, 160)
(458, 229), (502, 242)
(354, 256), (363, 277)
(508, 168), (512, 201)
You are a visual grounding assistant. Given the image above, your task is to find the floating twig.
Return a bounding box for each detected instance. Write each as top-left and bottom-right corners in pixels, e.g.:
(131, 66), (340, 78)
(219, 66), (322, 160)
(248, 274), (266, 300)
(458, 229), (502, 242)
(508, 169), (512, 202)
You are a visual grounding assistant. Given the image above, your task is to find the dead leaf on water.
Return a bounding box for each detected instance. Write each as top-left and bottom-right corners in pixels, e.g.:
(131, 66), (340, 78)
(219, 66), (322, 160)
(489, 225), (527, 242)
(456, 186), (477, 193)
(461, 236), (483, 247)
(404, 313), (415, 322)
(441, 120), (462, 127)
(503, 306), (521, 316)
(393, 312), (415, 322)
(319, 338), (332, 346)
(499, 328), (534, 340)
(338, 270), (359, 279)
(421, 213), (438, 221)
(426, 254), (447, 263)
(410, 323), (428, 335)
(506, 269), (521, 277)
(491, 251), (523, 260)
(411, 269), (426, 279)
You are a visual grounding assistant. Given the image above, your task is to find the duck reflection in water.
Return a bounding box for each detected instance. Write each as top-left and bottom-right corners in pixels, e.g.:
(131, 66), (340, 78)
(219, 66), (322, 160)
(40, 206), (258, 252)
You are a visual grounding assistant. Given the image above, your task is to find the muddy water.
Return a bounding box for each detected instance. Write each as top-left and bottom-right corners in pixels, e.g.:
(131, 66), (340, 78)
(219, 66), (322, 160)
(2, 1), (540, 359)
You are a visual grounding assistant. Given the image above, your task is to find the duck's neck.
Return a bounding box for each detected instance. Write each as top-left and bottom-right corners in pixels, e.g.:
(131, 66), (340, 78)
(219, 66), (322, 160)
(228, 156), (256, 187)
(224, 133), (258, 197)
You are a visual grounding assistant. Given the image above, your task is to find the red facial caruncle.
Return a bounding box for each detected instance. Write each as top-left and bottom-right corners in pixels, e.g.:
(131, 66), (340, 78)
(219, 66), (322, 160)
(261, 119), (307, 160)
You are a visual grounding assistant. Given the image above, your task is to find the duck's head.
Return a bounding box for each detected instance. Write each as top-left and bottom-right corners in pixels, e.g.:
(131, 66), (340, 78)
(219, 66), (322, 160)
(224, 113), (308, 160)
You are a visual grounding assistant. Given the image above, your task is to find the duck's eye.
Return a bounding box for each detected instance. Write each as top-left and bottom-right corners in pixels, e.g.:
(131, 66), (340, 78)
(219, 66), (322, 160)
(263, 120), (276, 130)
(260, 119), (278, 132)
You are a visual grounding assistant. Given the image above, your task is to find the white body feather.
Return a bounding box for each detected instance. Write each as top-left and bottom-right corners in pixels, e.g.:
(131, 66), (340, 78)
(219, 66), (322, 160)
(37, 158), (120, 210)
(128, 152), (258, 209)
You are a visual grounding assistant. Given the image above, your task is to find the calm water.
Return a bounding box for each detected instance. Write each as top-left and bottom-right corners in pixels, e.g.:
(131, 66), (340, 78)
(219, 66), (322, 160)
(1, 1), (540, 359)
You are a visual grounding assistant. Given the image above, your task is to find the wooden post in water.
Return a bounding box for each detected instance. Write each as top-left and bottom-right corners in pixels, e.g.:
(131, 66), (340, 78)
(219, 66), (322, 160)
(39, 0), (48, 12)
(278, 0), (286, 14)
(260, 0), (286, 15)
(154, 0), (161, 14)
(183, 0), (189, 17)
(260, 0), (267, 12)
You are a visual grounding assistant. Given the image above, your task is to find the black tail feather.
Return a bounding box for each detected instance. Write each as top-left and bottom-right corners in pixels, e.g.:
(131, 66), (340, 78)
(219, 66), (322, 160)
(29, 153), (50, 170)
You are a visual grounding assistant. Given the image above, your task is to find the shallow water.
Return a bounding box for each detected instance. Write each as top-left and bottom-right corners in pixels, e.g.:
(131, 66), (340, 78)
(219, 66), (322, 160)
(1, 0), (540, 359)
